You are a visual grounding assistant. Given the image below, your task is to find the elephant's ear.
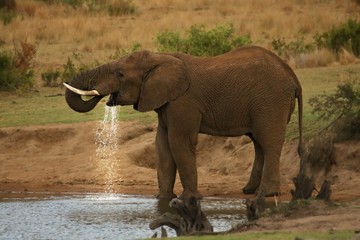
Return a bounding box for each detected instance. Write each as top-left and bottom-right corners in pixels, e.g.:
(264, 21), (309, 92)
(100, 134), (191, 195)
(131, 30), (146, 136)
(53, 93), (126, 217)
(137, 54), (189, 112)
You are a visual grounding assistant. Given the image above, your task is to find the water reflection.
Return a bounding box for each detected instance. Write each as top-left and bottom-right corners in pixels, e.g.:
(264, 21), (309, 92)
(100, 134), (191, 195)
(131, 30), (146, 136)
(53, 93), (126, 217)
(0, 193), (246, 239)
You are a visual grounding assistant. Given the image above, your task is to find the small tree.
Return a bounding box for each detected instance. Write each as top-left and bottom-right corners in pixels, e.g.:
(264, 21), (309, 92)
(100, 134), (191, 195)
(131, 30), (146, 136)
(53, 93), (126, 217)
(309, 80), (360, 140)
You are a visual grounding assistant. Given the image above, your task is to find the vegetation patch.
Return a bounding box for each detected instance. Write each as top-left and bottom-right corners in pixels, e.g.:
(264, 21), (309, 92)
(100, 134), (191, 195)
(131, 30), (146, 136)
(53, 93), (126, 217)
(0, 41), (36, 92)
(309, 78), (360, 140)
(314, 18), (360, 57)
(156, 23), (251, 56)
(272, 36), (314, 60)
(37, 0), (136, 15)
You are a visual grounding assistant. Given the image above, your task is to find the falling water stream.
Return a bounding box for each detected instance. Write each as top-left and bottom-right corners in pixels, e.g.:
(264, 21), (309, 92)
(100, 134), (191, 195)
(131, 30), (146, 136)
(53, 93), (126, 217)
(95, 106), (120, 194)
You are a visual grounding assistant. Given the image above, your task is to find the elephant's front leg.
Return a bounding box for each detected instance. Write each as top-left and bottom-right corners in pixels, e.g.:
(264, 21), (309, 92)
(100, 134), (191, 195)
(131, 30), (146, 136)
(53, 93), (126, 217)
(167, 116), (202, 200)
(156, 124), (177, 199)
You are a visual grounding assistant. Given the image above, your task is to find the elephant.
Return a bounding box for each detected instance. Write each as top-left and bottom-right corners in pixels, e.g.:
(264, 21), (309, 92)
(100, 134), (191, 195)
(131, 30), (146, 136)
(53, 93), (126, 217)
(64, 46), (303, 199)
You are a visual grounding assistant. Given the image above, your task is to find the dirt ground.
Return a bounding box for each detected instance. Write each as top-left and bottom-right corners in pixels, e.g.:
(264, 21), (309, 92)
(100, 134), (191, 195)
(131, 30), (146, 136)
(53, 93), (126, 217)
(0, 121), (359, 234)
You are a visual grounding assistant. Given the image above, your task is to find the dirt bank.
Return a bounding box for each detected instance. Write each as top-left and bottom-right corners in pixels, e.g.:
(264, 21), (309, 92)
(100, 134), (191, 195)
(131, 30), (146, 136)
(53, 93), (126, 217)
(1, 121), (359, 201)
(1, 121), (360, 235)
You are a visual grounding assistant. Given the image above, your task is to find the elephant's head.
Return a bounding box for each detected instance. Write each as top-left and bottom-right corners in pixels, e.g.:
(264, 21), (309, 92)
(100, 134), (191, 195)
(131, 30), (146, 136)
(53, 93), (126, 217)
(64, 51), (190, 113)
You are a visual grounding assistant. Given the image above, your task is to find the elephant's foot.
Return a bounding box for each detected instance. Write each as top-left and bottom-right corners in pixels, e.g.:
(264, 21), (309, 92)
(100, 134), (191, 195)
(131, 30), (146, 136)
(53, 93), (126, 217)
(256, 182), (280, 197)
(243, 181), (260, 195)
(156, 191), (177, 199)
(179, 189), (203, 200)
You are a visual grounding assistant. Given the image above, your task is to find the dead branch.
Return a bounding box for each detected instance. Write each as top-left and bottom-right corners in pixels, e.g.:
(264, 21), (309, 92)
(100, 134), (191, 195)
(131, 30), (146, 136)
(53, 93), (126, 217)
(150, 197), (213, 236)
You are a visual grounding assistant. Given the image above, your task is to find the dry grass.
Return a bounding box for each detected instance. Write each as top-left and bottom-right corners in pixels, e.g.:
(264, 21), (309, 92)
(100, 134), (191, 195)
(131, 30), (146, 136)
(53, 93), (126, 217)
(292, 49), (337, 69)
(0, 0), (359, 75)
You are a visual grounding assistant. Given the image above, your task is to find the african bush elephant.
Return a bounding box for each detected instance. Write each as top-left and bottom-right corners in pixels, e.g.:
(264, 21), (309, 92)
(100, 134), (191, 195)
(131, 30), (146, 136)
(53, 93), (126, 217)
(64, 46), (303, 199)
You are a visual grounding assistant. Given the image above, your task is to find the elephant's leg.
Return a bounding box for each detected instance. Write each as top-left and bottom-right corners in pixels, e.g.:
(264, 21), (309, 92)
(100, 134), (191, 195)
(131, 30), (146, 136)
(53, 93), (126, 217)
(257, 143), (283, 196)
(156, 124), (177, 199)
(252, 116), (287, 197)
(243, 137), (264, 194)
(168, 129), (202, 200)
(254, 127), (286, 196)
(166, 112), (202, 200)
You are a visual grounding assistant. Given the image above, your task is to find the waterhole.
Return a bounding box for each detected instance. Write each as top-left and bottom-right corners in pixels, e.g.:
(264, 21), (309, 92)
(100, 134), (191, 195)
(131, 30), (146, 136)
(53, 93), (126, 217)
(0, 194), (247, 239)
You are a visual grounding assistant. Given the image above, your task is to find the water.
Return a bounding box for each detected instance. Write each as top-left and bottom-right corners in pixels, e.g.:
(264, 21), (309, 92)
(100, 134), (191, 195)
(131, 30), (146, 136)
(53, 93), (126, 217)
(0, 107), (248, 239)
(95, 106), (120, 193)
(0, 194), (247, 240)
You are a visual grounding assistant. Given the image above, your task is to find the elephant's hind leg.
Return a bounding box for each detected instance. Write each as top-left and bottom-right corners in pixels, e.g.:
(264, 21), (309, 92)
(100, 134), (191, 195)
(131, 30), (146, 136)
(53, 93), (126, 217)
(257, 143), (283, 197)
(251, 116), (287, 197)
(243, 138), (264, 194)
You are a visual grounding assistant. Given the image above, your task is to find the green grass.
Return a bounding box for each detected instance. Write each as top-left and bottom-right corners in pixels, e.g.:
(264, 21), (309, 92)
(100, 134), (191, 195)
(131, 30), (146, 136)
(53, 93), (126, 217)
(168, 230), (355, 240)
(1, 64), (359, 141)
(286, 63), (360, 140)
(0, 88), (156, 127)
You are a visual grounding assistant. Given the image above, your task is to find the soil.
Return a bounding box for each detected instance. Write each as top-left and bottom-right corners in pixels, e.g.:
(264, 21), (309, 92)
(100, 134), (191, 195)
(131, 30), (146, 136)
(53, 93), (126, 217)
(1, 121), (359, 234)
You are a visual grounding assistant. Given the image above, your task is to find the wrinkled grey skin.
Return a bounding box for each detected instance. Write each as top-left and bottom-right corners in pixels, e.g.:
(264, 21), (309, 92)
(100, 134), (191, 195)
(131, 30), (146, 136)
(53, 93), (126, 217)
(65, 46), (303, 199)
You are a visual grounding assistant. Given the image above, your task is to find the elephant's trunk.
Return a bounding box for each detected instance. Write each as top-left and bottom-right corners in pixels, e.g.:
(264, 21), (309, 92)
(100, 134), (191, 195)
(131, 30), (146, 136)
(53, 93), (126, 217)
(64, 63), (116, 113)
(65, 88), (103, 113)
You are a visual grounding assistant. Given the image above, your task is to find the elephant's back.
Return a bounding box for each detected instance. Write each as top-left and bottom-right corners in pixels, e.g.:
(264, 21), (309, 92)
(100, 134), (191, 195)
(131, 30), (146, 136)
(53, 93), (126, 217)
(185, 46), (299, 133)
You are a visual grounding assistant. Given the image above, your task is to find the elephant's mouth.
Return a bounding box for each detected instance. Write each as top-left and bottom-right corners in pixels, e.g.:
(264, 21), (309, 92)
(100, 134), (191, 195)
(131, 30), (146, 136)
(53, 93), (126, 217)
(106, 93), (118, 107)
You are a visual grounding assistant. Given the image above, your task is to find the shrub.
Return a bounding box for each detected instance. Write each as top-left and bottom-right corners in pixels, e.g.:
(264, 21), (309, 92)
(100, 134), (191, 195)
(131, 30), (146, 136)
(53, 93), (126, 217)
(314, 19), (360, 57)
(108, 42), (142, 60)
(41, 70), (61, 87)
(309, 78), (360, 140)
(299, 78), (360, 192)
(0, 0), (16, 10)
(272, 36), (314, 60)
(38, 0), (136, 15)
(0, 0), (17, 25)
(39, 0), (85, 8)
(60, 52), (100, 83)
(0, 41), (36, 92)
(156, 23), (252, 56)
(13, 41), (37, 69)
(107, 0), (136, 16)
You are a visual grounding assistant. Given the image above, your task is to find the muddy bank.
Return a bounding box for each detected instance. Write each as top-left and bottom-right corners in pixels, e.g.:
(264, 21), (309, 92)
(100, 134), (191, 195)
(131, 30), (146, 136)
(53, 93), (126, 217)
(0, 121), (359, 202)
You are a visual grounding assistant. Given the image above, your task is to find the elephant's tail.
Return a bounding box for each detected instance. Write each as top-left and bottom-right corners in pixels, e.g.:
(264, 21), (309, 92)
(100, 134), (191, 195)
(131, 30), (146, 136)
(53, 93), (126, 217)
(296, 84), (304, 158)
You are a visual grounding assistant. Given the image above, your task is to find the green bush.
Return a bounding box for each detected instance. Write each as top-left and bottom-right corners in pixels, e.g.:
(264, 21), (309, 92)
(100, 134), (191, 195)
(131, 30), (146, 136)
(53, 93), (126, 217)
(0, 8), (16, 25)
(156, 23), (252, 56)
(0, 50), (34, 91)
(309, 78), (360, 140)
(272, 36), (314, 59)
(314, 19), (360, 57)
(0, 42), (35, 92)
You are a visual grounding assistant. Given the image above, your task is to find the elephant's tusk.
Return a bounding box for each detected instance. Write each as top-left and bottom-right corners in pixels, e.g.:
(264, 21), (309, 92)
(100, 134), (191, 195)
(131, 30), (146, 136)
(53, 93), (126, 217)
(63, 82), (100, 96)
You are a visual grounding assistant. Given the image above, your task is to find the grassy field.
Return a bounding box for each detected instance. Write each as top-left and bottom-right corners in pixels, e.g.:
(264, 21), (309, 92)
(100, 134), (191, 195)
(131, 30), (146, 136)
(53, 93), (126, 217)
(1, 0), (359, 73)
(168, 230), (355, 240)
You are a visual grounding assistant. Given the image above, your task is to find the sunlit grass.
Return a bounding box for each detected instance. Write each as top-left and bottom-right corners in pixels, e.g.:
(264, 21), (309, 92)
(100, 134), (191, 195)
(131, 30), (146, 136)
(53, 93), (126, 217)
(169, 230), (355, 240)
(0, 88), (156, 127)
(286, 64), (360, 140)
